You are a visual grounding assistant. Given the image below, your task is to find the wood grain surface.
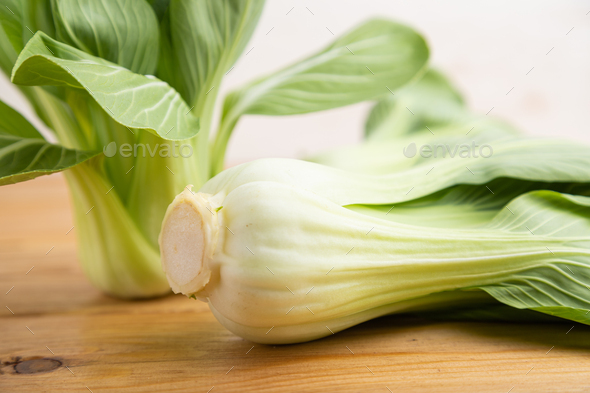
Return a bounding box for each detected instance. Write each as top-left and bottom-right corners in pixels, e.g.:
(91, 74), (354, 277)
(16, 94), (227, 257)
(1, 174), (589, 392)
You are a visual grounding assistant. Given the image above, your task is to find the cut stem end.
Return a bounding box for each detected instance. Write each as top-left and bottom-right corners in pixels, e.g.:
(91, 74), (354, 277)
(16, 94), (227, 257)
(159, 188), (218, 297)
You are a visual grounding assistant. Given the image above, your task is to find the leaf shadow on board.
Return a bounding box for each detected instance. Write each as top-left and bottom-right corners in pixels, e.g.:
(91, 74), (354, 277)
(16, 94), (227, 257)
(310, 312), (590, 354)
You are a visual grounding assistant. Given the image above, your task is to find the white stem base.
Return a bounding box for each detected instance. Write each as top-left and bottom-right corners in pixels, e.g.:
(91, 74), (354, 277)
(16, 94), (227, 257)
(159, 188), (219, 296)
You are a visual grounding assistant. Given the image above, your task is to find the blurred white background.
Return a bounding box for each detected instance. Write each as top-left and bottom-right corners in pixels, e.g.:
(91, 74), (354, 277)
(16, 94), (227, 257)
(1, 0), (588, 166)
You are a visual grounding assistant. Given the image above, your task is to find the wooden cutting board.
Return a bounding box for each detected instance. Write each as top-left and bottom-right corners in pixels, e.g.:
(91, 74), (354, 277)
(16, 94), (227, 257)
(1, 174), (589, 392)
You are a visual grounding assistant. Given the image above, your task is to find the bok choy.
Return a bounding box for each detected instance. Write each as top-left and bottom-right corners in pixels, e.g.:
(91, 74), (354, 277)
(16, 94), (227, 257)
(160, 154), (590, 344)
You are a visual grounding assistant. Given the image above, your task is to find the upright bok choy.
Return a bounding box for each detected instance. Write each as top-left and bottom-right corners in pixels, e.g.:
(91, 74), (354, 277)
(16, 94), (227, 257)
(0, 0), (428, 297)
(160, 154), (590, 344)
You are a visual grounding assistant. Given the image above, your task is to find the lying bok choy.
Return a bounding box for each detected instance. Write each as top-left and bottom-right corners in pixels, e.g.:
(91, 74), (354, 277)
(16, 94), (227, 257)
(160, 156), (590, 344)
(0, 0), (429, 298)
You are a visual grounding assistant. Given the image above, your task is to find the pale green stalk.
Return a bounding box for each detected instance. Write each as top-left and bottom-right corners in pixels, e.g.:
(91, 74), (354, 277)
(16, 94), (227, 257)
(65, 158), (168, 298)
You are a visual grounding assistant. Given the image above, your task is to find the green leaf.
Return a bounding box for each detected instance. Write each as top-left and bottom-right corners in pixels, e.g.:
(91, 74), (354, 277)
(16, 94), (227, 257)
(0, 98), (43, 138)
(210, 18), (429, 175)
(349, 179), (590, 229)
(0, 24), (17, 74)
(0, 0), (56, 74)
(24, 0), (56, 38)
(12, 32), (199, 141)
(229, 19), (429, 116)
(0, 135), (98, 185)
(0, 2), (87, 145)
(476, 191), (590, 323)
(365, 69), (467, 140)
(0, 0), (56, 52)
(148, 0), (171, 21)
(0, 0), (24, 53)
(158, 0), (265, 105)
(51, 0), (159, 75)
(0, 99), (98, 185)
(0, 1), (67, 104)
